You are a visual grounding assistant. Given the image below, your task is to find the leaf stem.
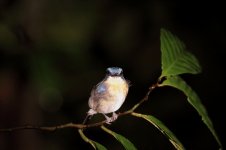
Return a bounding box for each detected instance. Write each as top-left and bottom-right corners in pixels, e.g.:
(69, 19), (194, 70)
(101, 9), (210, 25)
(78, 129), (96, 149)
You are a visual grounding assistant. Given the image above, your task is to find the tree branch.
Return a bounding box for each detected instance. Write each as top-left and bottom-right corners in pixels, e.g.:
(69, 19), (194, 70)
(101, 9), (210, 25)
(0, 82), (158, 133)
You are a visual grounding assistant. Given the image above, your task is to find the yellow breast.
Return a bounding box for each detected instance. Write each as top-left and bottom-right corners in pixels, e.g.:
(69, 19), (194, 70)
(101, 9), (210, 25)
(105, 76), (128, 98)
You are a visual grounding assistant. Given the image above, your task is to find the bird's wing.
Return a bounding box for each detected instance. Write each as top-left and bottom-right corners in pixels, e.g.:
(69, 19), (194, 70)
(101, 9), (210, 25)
(96, 83), (107, 93)
(90, 82), (106, 97)
(89, 82), (107, 106)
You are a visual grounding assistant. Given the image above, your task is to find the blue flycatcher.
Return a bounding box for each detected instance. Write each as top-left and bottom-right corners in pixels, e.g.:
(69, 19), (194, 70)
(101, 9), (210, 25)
(85, 67), (129, 124)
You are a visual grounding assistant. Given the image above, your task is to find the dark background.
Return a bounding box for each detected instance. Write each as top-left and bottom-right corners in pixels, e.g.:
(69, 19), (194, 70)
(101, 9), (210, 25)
(0, 0), (225, 150)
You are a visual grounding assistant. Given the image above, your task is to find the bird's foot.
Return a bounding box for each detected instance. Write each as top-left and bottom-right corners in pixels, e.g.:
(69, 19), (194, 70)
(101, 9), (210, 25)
(83, 109), (97, 124)
(103, 112), (118, 124)
(87, 109), (97, 116)
(112, 112), (118, 121)
(102, 114), (112, 124)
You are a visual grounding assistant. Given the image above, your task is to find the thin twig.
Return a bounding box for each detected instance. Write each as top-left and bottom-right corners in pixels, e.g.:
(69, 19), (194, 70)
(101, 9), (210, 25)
(0, 82), (158, 133)
(0, 123), (85, 132)
(129, 82), (159, 112)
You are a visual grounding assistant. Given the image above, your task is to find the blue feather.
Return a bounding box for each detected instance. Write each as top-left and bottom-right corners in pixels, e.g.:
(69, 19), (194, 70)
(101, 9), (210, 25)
(96, 83), (107, 93)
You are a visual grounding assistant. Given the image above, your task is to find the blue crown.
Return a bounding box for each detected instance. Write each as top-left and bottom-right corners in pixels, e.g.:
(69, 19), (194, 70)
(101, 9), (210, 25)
(106, 67), (123, 76)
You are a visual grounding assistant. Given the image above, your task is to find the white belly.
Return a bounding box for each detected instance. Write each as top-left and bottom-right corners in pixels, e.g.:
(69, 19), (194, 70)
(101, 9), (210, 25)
(99, 76), (128, 113)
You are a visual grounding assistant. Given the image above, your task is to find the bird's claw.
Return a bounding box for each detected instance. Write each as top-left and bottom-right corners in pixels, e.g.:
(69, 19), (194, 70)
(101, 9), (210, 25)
(103, 112), (118, 124)
(112, 112), (118, 121)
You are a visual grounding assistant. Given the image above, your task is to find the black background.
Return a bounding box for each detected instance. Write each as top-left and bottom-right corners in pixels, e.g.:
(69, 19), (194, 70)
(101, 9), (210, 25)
(0, 0), (225, 149)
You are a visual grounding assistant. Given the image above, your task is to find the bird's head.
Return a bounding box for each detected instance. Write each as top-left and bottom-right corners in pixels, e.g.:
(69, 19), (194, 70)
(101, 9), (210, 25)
(106, 67), (123, 77)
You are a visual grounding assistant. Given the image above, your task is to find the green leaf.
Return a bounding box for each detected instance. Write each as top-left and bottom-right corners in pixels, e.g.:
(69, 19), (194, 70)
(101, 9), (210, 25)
(101, 126), (137, 150)
(78, 129), (107, 150)
(160, 28), (201, 77)
(131, 112), (184, 150)
(160, 76), (222, 148)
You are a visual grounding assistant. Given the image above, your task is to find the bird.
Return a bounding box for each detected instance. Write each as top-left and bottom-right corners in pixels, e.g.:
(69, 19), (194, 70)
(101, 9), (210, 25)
(84, 67), (129, 124)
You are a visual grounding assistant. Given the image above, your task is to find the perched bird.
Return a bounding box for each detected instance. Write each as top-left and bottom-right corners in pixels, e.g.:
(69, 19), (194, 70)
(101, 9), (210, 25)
(85, 67), (129, 124)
